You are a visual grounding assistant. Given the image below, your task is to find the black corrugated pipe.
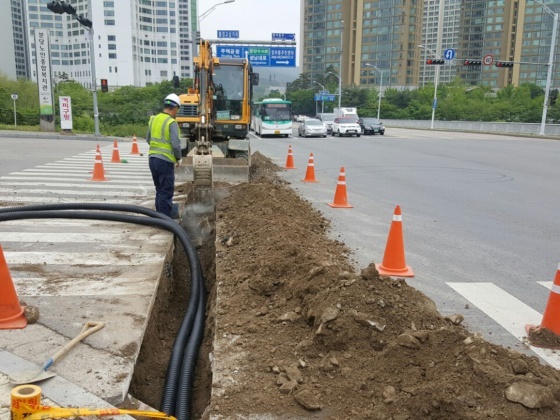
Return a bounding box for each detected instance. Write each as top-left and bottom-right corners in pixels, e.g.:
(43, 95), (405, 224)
(0, 204), (206, 420)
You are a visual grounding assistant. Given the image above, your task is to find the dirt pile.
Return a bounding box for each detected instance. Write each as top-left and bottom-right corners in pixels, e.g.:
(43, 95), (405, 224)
(206, 152), (560, 419)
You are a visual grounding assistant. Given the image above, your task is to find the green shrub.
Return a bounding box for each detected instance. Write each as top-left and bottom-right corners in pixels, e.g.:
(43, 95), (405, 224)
(73, 115), (94, 132)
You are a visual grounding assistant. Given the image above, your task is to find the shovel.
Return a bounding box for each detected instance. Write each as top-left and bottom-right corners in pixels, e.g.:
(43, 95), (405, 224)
(9, 321), (105, 385)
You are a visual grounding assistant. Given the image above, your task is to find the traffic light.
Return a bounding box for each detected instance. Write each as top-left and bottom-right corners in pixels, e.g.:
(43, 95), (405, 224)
(100, 79), (108, 93)
(426, 59), (445, 65)
(495, 61), (514, 68)
(61, 1), (76, 15)
(463, 60), (482, 66)
(48, 1), (91, 29)
(46, 1), (65, 14)
(76, 14), (92, 29)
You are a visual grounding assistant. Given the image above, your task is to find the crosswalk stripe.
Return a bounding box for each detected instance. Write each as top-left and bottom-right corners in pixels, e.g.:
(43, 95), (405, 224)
(8, 172), (153, 180)
(0, 181), (151, 190)
(538, 281), (553, 290)
(5, 251), (163, 266)
(1, 232), (170, 243)
(0, 176), (153, 184)
(0, 188), (145, 197)
(447, 282), (560, 370)
(11, 274), (162, 297)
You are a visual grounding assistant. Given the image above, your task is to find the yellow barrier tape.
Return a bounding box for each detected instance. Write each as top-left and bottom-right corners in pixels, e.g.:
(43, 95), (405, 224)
(19, 403), (177, 420)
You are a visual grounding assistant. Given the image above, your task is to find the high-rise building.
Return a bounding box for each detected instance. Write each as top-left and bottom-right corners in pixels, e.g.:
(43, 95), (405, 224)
(420, 0), (461, 86)
(302, 0), (560, 91)
(20, 0), (197, 89)
(1, 0), (30, 80)
(302, 0), (425, 91)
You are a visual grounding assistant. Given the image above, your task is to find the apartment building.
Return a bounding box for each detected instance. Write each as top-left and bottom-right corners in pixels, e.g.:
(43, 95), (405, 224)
(419, 0), (461, 86)
(301, 0), (560, 90)
(1, 0), (30, 80)
(17, 0), (197, 88)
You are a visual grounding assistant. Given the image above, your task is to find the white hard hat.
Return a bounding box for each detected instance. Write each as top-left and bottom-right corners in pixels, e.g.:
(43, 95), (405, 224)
(164, 93), (181, 107)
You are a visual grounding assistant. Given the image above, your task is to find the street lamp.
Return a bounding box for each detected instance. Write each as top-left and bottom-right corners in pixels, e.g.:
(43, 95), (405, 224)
(199, 0), (235, 22)
(193, 0), (236, 70)
(534, 0), (558, 136)
(419, 44), (440, 130)
(338, 20), (344, 109)
(365, 64), (383, 119)
(11, 93), (18, 128)
(313, 81), (326, 114)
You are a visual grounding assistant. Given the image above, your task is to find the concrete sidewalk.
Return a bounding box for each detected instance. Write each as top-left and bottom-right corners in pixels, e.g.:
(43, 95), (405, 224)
(0, 140), (177, 419)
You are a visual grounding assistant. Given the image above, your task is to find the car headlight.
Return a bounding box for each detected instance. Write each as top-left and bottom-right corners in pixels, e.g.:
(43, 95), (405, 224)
(381, 126), (385, 129)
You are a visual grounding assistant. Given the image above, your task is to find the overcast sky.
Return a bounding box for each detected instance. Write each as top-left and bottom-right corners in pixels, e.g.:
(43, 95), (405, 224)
(198, 0), (300, 43)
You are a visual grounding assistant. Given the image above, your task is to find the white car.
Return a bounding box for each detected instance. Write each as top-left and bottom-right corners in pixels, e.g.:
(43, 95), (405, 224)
(298, 118), (327, 138)
(332, 117), (361, 137)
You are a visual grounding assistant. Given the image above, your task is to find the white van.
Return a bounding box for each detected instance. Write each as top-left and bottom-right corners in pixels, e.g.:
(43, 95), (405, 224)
(334, 107), (359, 119)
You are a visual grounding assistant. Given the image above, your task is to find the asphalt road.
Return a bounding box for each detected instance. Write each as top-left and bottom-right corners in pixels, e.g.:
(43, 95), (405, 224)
(250, 125), (560, 360)
(3, 129), (560, 364)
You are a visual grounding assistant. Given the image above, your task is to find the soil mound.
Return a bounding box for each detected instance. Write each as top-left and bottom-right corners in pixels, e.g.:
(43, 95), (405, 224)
(208, 151), (560, 419)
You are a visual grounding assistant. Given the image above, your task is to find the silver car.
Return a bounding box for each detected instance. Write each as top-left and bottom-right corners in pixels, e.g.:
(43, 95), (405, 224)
(298, 118), (327, 138)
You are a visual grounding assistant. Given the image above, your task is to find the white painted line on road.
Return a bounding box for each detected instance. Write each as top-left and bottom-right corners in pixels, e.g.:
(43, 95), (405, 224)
(12, 273), (162, 296)
(1, 196), (145, 204)
(447, 282), (560, 370)
(0, 176), (153, 184)
(0, 188), (145, 197)
(38, 164), (149, 171)
(1, 232), (170, 243)
(9, 172), (153, 180)
(538, 281), (553, 290)
(0, 181), (151, 190)
(5, 251), (163, 266)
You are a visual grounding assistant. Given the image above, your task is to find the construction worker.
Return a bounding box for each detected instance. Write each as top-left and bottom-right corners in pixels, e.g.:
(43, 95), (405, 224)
(146, 93), (182, 218)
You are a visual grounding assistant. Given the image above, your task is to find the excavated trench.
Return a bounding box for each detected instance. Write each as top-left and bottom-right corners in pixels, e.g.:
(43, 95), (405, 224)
(129, 184), (222, 419)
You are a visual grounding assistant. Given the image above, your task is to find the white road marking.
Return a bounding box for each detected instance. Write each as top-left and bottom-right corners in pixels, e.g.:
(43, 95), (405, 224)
(5, 251), (163, 266)
(447, 282), (560, 369)
(538, 281), (553, 290)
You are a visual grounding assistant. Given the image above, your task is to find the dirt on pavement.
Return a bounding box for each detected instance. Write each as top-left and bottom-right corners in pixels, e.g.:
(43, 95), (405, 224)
(132, 152), (560, 419)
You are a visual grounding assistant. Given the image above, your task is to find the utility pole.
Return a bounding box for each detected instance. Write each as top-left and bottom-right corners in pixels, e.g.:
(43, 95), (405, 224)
(338, 20), (344, 109)
(535, 0), (558, 136)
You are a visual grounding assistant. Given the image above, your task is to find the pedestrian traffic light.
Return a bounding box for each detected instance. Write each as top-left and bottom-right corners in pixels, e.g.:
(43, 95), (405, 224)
(495, 61), (514, 68)
(46, 1), (65, 14)
(100, 79), (108, 93)
(463, 60), (482, 66)
(426, 59), (445, 65)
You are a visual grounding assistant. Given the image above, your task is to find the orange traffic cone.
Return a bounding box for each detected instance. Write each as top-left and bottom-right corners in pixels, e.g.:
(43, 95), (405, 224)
(302, 153), (318, 182)
(285, 145), (296, 169)
(526, 263), (560, 338)
(375, 206), (414, 277)
(90, 147), (107, 181)
(0, 245), (27, 329)
(111, 140), (121, 163)
(328, 167), (353, 208)
(130, 135), (140, 155)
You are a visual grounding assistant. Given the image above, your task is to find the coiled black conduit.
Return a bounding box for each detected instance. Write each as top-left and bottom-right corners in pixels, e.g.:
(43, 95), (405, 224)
(0, 203), (206, 420)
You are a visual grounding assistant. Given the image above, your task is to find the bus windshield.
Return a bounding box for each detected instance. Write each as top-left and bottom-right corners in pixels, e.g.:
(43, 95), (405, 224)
(260, 104), (291, 122)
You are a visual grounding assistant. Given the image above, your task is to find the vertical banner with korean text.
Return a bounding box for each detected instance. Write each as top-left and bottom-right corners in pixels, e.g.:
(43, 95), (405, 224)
(59, 96), (73, 130)
(34, 28), (54, 116)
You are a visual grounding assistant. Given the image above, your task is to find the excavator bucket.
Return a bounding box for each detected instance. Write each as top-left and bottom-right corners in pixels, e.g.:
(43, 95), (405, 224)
(178, 158), (250, 184)
(177, 147), (250, 185)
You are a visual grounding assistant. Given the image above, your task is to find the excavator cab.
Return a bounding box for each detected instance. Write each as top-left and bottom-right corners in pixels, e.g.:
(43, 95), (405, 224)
(175, 40), (258, 190)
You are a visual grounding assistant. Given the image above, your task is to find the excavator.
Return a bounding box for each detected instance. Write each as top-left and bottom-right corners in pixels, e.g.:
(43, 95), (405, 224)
(175, 39), (259, 190)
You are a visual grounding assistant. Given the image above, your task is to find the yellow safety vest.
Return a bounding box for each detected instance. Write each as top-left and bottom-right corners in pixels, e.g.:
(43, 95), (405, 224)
(148, 113), (176, 162)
